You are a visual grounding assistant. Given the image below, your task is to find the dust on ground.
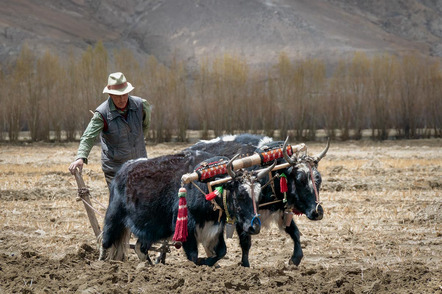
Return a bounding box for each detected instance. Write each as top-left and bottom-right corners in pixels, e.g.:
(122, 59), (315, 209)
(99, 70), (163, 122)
(0, 139), (441, 293)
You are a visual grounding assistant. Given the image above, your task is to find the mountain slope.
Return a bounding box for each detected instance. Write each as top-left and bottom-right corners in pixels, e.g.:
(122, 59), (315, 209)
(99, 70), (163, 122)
(0, 0), (440, 68)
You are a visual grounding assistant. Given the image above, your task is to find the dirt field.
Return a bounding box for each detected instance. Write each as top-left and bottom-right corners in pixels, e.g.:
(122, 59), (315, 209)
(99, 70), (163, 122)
(0, 139), (441, 293)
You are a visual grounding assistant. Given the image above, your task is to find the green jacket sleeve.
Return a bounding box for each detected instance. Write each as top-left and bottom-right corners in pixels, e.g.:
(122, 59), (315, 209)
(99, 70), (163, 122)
(76, 112), (104, 164)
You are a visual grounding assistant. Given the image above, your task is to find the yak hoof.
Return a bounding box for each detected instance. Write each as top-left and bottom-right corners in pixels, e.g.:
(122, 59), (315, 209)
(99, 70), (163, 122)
(98, 246), (107, 261)
(289, 256), (302, 266)
(155, 253), (166, 264)
(135, 240), (147, 262)
(196, 257), (206, 265)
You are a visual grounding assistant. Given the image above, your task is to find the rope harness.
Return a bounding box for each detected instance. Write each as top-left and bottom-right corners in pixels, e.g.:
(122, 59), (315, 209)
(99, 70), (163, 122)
(192, 181), (224, 222)
(76, 187), (105, 217)
(256, 158), (321, 215)
(308, 163), (321, 213)
(223, 189), (233, 224)
(250, 181), (261, 226)
(192, 173), (261, 228)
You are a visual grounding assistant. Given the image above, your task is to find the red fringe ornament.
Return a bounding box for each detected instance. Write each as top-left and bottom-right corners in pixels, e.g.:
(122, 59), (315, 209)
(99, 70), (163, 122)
(280, 173), (288, 203)
(173, 187), (188, 247)
(205, 186), (223, 201)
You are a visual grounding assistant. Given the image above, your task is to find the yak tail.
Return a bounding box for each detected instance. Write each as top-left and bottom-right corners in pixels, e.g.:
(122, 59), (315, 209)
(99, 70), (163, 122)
(97, 231), (106, 260)
(99, 228), (131, 261)
(107, 228), (131, 261)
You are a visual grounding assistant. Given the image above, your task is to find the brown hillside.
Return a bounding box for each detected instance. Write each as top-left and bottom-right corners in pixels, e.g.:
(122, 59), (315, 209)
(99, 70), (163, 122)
(0, 0), (441, 68)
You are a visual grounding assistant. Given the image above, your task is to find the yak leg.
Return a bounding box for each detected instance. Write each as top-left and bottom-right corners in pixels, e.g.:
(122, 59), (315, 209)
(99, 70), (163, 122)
(155, 240), (170, 264)
(236, 225), (252, 267)
(135, 239), (154, 264)
(203, 245), (216, 258)
(284, 219), (303, 266)
(100, 199), (128, 261)
(198, 232), (227, 266)
(155, 252), (166, 265)
(182, 232), (199, 264)
(134, 239), (147, 261)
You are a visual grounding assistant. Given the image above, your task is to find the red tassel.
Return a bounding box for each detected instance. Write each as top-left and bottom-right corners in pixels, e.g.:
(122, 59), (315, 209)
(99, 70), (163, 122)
(292, 208), (303, 216)
(205, 191), (217, 201)
(280, 173), (288, 203)
(173, 187), (188, 246)
(280, 173), (288, 193)
(205, 186), (223, 201)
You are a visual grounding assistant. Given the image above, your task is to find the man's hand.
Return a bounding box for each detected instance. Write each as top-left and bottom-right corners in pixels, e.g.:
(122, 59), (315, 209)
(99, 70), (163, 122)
(69, 158), (84, 175)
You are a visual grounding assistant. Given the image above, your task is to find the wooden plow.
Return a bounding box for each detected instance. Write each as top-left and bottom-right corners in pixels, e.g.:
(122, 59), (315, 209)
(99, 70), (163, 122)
(73, 169), (101, 238)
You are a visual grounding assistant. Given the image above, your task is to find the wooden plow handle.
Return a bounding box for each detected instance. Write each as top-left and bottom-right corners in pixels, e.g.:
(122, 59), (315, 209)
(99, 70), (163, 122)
(73, 169), (101, 238)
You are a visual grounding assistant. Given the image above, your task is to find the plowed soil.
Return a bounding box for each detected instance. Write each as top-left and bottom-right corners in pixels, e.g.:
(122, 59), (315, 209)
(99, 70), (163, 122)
(0, 139), (441, 293)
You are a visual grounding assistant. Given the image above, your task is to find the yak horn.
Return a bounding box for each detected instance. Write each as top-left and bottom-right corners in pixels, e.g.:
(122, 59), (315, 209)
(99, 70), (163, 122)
(283, 137), (296, 165)
(314, 137), (331, 162)
(227, 154), (240, 178)
(257, 160), (277, 179)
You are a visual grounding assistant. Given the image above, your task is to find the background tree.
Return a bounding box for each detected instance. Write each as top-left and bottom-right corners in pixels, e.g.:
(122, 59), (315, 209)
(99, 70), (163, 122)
(394, 53), (424, 138)
(192, 57), (213, 139)
(421, 58), (442, 138)
(169, 56), (189, 141)
(210, 57), (225, 137)
(12, 44), (35, 142)
(330, 59), (352, 140)
(145, 55), (174, 143)
(369, 54), (397, 140)
(322, 89), (339, 140)
(249, 71), (275, 135)
(0, 65), (5, 141)
(211, 54), (249, 135)
(294, 58), (326, 141)
(113, 48), (141, 79)
(1, 42), (441, 142)
(271, 52), (295, 140)
(63, 50), (81, 141)
(348, 52), (370, 140)
(77, 42), (108, 131)
(35, 50), (64, 141)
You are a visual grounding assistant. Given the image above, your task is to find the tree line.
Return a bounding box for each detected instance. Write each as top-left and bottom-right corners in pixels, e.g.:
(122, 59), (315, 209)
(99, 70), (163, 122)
(0, 42), (441, 143)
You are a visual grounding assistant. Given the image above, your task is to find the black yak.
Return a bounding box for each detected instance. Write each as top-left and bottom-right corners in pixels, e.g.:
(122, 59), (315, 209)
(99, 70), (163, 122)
(99, 150), (275, 266)
(185, 134), (330, 266)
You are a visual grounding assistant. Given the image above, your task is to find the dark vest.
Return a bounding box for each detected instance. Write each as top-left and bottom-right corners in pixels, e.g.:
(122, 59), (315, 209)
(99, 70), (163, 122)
(95, 96), (147, 176)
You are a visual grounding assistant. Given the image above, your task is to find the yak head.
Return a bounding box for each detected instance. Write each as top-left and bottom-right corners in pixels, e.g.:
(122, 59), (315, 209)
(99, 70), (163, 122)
(220, 155), (277, 235)
(281, 138), (330, 221)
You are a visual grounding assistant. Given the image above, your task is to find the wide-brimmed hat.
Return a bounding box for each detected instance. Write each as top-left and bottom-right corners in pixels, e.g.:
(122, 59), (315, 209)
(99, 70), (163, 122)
(102, 72), (134, 95)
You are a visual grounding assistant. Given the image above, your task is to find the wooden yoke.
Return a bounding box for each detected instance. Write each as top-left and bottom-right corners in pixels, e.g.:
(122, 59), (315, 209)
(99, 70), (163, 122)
(181, 143), (306, 185)
(73, 169), (101, 238)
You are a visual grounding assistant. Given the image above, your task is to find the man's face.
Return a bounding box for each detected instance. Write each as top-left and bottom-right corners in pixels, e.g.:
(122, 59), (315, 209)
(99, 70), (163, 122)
(110, 94), (129, 109)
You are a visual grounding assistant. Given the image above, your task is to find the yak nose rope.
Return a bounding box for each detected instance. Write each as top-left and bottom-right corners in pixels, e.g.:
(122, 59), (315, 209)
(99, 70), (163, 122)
(308, 164), (322, 213)
(251, 215), (261, 227)
(250, 181), (261, 226)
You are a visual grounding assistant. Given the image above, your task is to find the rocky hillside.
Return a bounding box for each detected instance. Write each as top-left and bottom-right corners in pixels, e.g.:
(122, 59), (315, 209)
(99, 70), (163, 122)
(1, 0), (441, 68)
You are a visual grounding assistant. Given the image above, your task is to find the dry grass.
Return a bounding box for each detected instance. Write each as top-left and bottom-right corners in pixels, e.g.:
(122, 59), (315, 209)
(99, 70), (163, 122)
(0, 139), (441, 293)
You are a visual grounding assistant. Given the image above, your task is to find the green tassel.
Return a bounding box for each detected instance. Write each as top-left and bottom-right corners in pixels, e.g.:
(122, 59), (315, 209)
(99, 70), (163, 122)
(178, 187), (187, 198)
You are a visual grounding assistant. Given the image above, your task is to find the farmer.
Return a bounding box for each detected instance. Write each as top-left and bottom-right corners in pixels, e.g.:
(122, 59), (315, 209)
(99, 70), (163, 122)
(69, 72), (151, 189)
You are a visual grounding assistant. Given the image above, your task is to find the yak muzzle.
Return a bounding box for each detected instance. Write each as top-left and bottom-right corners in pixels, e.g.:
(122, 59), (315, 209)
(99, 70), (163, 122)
(306, 204), (324, 221)
(246, 215), (261, 235)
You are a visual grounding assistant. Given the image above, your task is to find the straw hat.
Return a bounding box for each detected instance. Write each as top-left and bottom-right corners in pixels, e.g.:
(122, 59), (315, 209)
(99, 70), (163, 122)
(102, 72), (134, 95)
